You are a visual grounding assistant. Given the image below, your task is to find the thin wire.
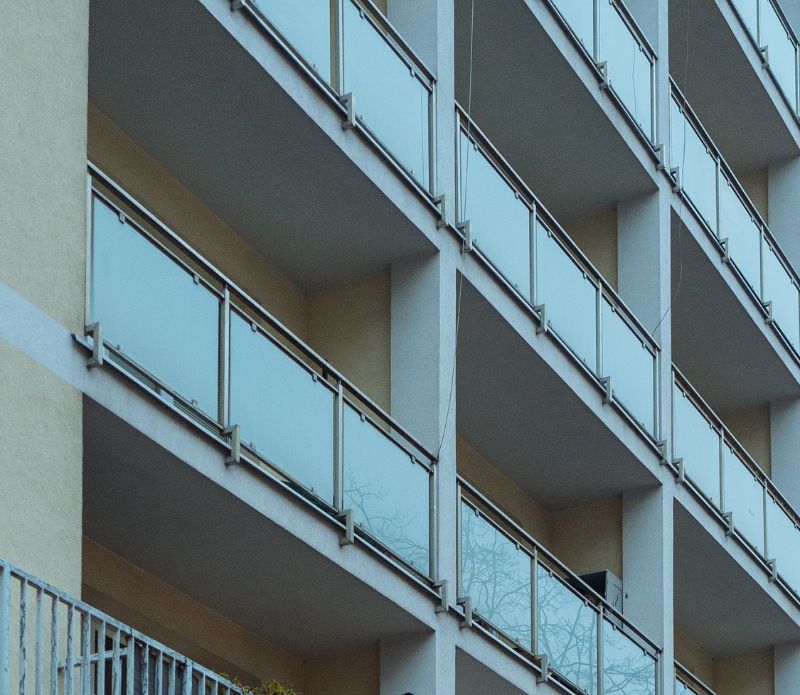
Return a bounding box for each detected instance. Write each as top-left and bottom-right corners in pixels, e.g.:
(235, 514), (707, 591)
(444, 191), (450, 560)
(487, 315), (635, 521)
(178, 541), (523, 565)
(651, 0), (691, 337)
(437, 0), (475, 459)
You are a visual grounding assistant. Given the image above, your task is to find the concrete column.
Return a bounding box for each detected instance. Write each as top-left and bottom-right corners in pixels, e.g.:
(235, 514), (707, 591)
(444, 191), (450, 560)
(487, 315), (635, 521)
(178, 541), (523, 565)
(0, 1), (89, 594)
(769, 398), (800, 510)
(380, 629), (456, 695)
(775, 642), (800, 695)
(622, 485), (675, 693)
(768, 157), (800, 271)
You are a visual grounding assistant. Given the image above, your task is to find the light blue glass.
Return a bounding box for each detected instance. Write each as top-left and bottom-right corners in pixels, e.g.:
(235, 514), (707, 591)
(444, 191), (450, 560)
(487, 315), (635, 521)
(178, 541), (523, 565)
(675, 679), (694, 695)
(460, 503), (532, 649)
(342, 0), (430, 188)
(603, 620), (656, 695)
(255, 0), (332, 82)
(344, 405), (430, 572)
(91, 197), (219, 417)
(672, 384), (721, 507)
(670, 98), (718, 230)
(767, 496), (800, 592)
(599, 0), (653, 139)
(760, 0), (798, 108)
(723, 446), (765, 554)
(229, 312), (335, 502)
(536, 222), (598, 368)
(719, 177), (762, 294)
(459, 131), (532, 298)
(731, 0), (758, 35)
(536, 564), (598, 693)
(602, 300), (655, 434)
(551, 0), (594, 50)
(763, 244), (800, 351)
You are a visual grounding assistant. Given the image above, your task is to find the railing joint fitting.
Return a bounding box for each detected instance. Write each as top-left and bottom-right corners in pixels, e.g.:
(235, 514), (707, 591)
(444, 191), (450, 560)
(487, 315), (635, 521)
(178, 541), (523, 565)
(534, 304), (547, 334)
(433, 579), (449, 613)
(456, 595), (473, 628)
(433, 194), (448, 229)
(535, 654), (550, 684)
(340, 93), (356, 130)
(224, 424), (240, 466)
(458, 220), (473, 254)
(670, 166), (682, 193)
(723, 511), (734, 537)
(338, 509), (355, 547)
(720, 238), (730, 263)
(764, 300), (774, 325)
(230, 0), (245, 10)
(597, 61), (609, 89)
(767, 558), (778, 582)
(84, 322), (104, 369)
(600, 376), (613, 405)
(673, 457), (685, 484)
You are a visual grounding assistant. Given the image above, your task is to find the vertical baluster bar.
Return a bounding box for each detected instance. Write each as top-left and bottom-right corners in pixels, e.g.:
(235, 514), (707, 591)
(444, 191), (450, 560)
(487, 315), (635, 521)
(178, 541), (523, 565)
(199, 673), (206, 695)
(181, 660), (192, 695)
(141, 643), (149, 695)
(154, 650), (162, 695)
(80, 612), (90, 695)
(65, 605), (74, 695)
(168, 656), (176, 695)
(596, 283), (604, 377)
(218, 287), (231, 428)
(597, 605), (605, 695)
(0, 563), (9, 695)
(719, 430), (727, 515)
(112, 627), (121, 695)
(49, 597), (58, 695)
(35, 587), (43, 695)
(531, 549), (538, 657)
(429, 463), (438, 582)
(714, 158), (721, 238)
(593, 0), (600, 62)
(97, 622), (106, 695)
(19, 578), (27, 695)
(529, 208), (537, 308)
(334, 0), (345, 94)
(333, 380), (345, 511)
(125, 631), (133, 695)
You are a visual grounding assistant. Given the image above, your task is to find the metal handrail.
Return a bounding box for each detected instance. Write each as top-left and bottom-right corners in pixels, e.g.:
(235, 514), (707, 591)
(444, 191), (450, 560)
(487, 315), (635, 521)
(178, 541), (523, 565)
(675, 661), (717, 695)
(458, 476), (662, 657)
(609, 0), (659, 62)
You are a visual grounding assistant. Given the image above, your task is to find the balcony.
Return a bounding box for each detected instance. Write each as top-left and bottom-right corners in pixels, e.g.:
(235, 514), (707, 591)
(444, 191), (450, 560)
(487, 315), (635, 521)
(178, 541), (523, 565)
(0, 558), (241, 695)
(456, 479), (660, 695)
(89, 0), (440, 296)
(675, 662), (716, 695)
(454, 0), (659, 226)
(668, 80), (800, 408)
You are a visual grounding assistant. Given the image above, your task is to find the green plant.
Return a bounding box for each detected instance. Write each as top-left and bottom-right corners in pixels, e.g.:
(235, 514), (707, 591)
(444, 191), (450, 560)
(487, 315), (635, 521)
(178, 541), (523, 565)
(223, 676), (300, 695)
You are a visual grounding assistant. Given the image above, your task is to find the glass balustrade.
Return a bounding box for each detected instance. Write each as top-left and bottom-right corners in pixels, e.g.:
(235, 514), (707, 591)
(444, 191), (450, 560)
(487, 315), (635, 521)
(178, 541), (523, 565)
(549, 0), (655, 141)
(88, 171), (435, 580)
(731, 0), (758, 35)
(670, 85), (800, 354)
(672, 369), (800, 598)
(759, 0), (798, 109)
(250, 0), (433, 190)
(459, 486), (659, 695)
(457, 114), (659, 439)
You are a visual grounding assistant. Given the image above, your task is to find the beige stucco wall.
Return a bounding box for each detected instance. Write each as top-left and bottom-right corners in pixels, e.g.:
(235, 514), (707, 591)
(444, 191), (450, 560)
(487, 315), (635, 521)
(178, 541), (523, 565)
(83, 539), (304, 688)
(304, 644), (380, 695)
(88, 103), (309, 339)
(714, 649), (774, 695)
(550, 497), (622, 578)
(722, 404), (772, 476)
(563, 206), (619, 290)
(738, 168), (769, 222)
(307, 270), (392, 412)
(675, 629), (715, 686)
(456, 436), (552, 546)
(0, 342), (83, 594)
(0, 2), (89, 334)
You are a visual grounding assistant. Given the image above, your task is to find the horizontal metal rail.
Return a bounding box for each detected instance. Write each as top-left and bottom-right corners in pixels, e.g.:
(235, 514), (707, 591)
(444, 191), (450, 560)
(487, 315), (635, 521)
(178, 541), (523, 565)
(675, 661), (717, 695)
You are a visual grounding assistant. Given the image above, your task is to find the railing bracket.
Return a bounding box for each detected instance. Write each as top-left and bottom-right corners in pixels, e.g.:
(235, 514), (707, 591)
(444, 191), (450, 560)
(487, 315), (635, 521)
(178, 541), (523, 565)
(600, 376), (613, 405)
(339, 509), (355, 547)
(597, 61), (609, 89)
(230, 0), (245, 10)
(760, 45), (770, 67)
(458, 220), (473, 254)
(224, 424), (240, 466)
(673, 457), (685, 484)
(657, 439), (668, 465)
(84, 322), (104, 369)
(535, 654), (550, 684)
(723, 511), (734, 537)
(457, 595), (473, 628)
(670, 166), (682, 193)
(765, 300), (775, 325)
(433, 194), (448, 229)
(433, 579), (449, 613)
(767, 558), (778, 582)
(720, 238), (730, 263)
(340, 93), (356, 130)
(534, 304), (547, 334)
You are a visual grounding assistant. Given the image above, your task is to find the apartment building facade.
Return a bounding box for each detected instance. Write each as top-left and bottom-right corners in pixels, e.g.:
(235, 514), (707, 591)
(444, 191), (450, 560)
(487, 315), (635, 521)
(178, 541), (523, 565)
(3, 0), (800, 693)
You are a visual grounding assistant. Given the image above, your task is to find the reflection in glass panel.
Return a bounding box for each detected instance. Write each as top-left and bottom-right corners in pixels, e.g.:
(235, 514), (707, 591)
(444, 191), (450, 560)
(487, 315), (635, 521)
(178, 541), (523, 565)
(602, 301), (655, 434)
(719, 178), (761, 294)
(767, 497), (800, 592)
(91, 197), (219, 416)
(723, 446), (765, 554)
(342, 0), (430, 188)
(672, 384), (721, 507)
(536, 564), (598, 693)
(535, 222), (598, 367)
(670, 98), (718, 230)
(458, 132), (531, 298)
(551, 0), (594, 49)
(760, 0), (798, 107)
(731, 0), (758, 34)
(603, 620), (656, 695)
(229, 312), (335, 502)
(460, 503), (532, 649)
(344, 405), (430, 572)
(763, 245), (800, 351)
(254, 0), (332, 82)
(599, 1), (653, 138)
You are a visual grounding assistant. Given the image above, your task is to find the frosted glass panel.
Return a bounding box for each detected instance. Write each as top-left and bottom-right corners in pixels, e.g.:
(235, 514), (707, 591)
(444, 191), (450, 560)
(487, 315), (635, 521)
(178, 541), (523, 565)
(255, 0), (332, 81)
(537, 564), (598, 693)
(460, 503), (532, 648)
(536, 222), (598, 367)
(767, 497), (800, 592)
(551, 0), (594, 49)
(459, 131), (531, 297)
(761, 0), (798, 107)
(723, 446), (765, 554)
(603, 620), (656, 695)
(719, 178), (761, 294)
(91, 197), (219, 417)
(672, 384), (721, 506)
(344, 405), (430, 571)
(731, 0), (758, 34)
(343, 0), (430, 188)
(763, 245), (800, 351)
(229, 312), (335, 502)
